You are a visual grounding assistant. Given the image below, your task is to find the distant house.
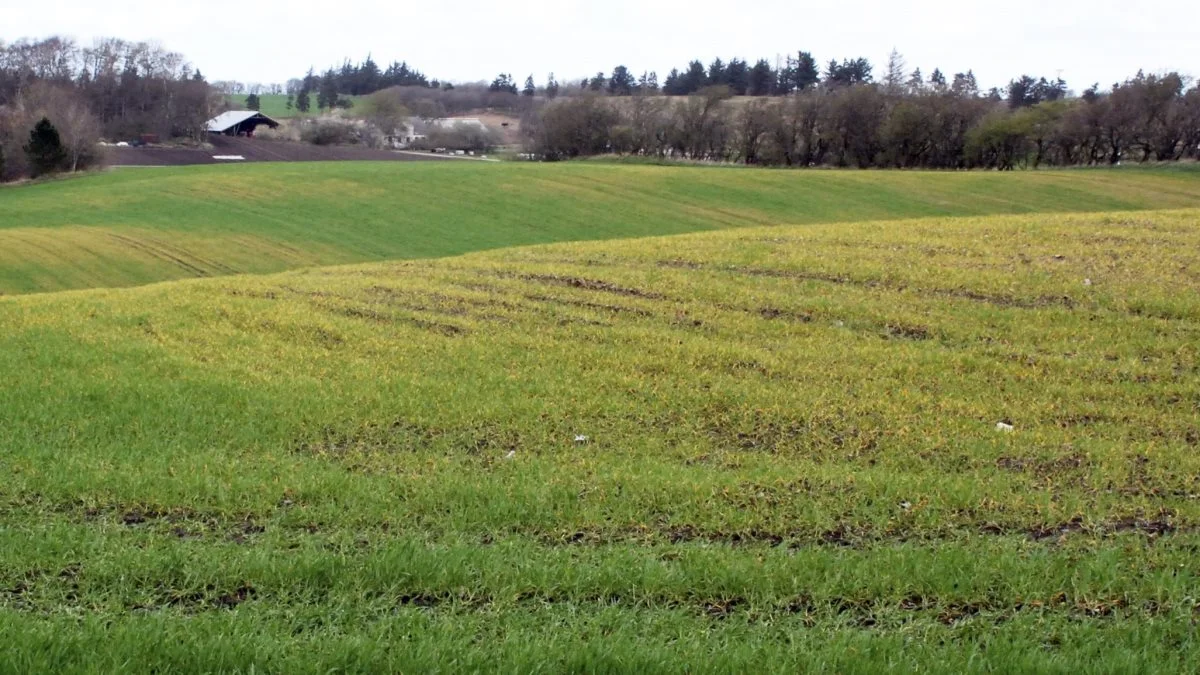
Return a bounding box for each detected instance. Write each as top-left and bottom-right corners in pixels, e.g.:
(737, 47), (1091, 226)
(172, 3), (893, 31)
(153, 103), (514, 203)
(388, 117), (490, 148)
(206, 111), (281, 137)
(429, 118), (487, 131)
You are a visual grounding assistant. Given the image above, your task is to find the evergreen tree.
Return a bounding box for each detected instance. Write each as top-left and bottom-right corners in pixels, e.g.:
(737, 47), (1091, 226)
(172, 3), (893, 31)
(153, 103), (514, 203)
(951, 71), (979, 97)
(662, 68), (683, 95)
(523, 75), (536, 97)
(489, 73), (518, 94)
(826, 58), (873, 86)
(318, 69), (339, 109)
(296, 88), (311, 112)
(725, 58), (749, 95)
(682, 61), (708, 94)
(779, 52), (820, 93)
(286, 94), (294, 111)
(546, 73), (560, 99)
(357, 54), (381, 95)
(1007, 75), (1037, 108)
(906, 68), (924, 94)
(749, 59), (775, 96)
(795, 52), (820, 90)
(1032, 77), (1068, 102)
(302, 68), (319, 92)
(928, 68), (947, 91)
(588, 72), (607, 92)
(24, 117), (66, 178)
(883, 49), (907, 93)
(707, 58), (726, 86)
(608, 65), (635, 95)
(636, 71), (660, 95)
(246, 93), (261, 110)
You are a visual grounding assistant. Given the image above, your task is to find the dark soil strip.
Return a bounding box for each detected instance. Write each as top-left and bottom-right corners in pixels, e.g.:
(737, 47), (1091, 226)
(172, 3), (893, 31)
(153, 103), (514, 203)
(6, 495), (1189, 554)
(5, 571), (1183, 625)
(656, 259), (1078, 310)
(523, 293), (656, 317)
(510, 273), (666, 300)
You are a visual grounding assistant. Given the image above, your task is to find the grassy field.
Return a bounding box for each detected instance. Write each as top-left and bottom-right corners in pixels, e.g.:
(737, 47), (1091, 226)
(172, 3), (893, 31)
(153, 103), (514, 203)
(1, 199), (1199, 670)
(225, 94), (365, 118)
(4, 163), (1200, 296)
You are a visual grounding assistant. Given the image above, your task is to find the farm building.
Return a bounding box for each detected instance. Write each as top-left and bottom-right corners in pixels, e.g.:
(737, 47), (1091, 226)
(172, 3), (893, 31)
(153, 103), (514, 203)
(388, 117), (492, 148)
(206, 111), (280, 137)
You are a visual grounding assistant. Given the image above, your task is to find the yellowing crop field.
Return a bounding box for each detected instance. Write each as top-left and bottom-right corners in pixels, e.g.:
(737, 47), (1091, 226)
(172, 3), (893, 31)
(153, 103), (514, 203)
(1, 194), (1199, 670)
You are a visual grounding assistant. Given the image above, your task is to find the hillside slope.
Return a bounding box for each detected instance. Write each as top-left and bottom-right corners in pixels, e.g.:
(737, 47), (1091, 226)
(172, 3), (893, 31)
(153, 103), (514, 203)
(2, 210), (1199, 671)
(3, 163), (1200, 295)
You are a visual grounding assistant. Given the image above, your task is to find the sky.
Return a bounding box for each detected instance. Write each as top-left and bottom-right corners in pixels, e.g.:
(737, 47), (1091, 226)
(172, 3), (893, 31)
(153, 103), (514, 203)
(3, 0), (1196, 91)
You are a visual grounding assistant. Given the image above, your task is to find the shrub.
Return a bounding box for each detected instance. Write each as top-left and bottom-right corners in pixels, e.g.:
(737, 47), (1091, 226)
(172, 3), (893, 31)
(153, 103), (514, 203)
(411, 123), (503, 153)
(300, 118), (359, 146)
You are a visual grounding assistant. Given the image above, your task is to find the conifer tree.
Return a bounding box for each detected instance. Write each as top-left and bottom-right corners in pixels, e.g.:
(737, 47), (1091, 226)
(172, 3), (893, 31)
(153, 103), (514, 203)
(24, 117), (66, 178)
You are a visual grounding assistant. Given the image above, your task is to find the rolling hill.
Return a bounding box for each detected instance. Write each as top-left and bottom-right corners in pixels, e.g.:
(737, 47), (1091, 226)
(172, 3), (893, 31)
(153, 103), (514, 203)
(3, 162), (1200, 295)
(2, 208), (1199, 670)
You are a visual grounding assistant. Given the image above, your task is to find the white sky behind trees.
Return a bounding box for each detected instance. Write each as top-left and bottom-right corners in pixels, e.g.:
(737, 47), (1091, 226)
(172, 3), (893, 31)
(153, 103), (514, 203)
(4, 0), (1196, 91)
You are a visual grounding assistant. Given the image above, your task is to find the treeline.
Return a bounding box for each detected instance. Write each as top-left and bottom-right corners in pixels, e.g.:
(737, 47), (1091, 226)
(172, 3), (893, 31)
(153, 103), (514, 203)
(0, 36), (217, 180)
(562, 52), (839, 97)
(526, 69), (1200, 168)
(263, 56), (444, 114)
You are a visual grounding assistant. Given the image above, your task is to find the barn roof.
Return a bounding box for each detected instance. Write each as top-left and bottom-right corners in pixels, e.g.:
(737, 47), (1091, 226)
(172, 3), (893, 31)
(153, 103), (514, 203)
(206, 111), (280, 133)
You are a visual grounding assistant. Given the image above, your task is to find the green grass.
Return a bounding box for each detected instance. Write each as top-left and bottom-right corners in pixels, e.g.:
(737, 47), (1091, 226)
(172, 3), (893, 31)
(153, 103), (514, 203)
(3, 162), (1200, 295)
(226, 94), (365, 118)
(2, 204), (1199, 671)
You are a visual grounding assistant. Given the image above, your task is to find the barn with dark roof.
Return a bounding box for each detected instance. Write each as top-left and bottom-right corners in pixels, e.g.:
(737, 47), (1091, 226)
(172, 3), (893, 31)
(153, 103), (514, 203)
(206, 111), (280, 137)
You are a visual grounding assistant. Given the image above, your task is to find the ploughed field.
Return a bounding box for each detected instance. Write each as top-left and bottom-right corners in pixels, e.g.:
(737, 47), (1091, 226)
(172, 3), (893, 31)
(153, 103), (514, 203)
(1, 164), (1200, 671)
(102, 135), (455, 168)
(4, 162), (1200, 296)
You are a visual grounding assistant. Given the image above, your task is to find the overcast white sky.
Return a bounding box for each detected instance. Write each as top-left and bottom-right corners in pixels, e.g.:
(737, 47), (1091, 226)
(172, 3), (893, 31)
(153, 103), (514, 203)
(4, 0), (1196, 91)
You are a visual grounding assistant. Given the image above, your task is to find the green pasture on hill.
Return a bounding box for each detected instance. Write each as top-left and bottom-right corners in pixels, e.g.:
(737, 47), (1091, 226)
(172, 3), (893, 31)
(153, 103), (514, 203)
(2, 162), (1200, 295)
(225, 94), (365, 118)
(1, 205), (1199, 671)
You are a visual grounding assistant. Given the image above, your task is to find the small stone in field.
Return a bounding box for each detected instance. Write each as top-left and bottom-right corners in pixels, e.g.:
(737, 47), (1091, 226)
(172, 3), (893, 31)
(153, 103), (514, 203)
(900, 501), (913, 511)
(996, 422), (1015, 433)
(504, 451), (517, 460)
(1084, 278), (1093, 287)
(574, 435), (590, 444)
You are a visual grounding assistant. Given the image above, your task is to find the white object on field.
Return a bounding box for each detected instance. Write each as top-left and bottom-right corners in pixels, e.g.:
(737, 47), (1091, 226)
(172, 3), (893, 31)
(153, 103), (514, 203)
(213, 155), (246, 161)
(996, 422), (1015, 433)
(1084, 278), (1093, 286)
(574, 435), (590, 444)
(899, 501), (913, 511)
(504, 451), (517, 460)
